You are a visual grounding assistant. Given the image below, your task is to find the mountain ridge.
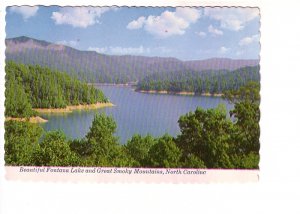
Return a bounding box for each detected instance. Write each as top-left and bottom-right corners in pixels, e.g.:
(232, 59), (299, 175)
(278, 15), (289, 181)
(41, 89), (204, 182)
(5, 36), (260, 84)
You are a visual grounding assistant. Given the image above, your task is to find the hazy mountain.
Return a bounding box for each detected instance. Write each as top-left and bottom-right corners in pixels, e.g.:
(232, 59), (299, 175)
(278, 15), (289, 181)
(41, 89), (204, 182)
(5, 36), (260, 83)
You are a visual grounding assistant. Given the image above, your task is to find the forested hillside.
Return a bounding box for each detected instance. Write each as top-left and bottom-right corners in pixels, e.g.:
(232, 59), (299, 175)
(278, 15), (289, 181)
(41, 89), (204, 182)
(136, 66), (260, 94)
(5, 61), (108, 117)
(6, 36), (259, 84)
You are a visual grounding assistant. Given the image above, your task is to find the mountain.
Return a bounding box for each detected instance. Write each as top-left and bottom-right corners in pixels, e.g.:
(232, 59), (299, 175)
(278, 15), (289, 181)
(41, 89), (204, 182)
(5, 36), (260, 84)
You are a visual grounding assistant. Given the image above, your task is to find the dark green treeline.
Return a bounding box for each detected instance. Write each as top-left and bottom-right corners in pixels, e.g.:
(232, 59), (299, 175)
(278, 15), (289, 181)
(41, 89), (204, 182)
(5, 61), (108, 118)
(136, 66), (260, 94)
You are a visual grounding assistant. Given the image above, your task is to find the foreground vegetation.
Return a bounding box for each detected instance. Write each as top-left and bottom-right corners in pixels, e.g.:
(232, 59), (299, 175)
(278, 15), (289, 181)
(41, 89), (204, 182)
(5, 82), (260, 169)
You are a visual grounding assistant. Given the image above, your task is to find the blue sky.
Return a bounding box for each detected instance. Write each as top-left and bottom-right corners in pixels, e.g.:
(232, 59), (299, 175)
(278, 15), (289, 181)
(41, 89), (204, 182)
(6, 6), (260, 60)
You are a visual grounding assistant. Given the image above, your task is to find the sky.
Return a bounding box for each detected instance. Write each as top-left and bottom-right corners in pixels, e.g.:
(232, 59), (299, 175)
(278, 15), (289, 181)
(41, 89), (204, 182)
(5, 6), (260, 61)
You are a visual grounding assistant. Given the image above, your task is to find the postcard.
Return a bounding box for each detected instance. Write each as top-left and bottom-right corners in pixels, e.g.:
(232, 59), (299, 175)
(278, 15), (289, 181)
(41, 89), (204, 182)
(3, 5), (260, 183)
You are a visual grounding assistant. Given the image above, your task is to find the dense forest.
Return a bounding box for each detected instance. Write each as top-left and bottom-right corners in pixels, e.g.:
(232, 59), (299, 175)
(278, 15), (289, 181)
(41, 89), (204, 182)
(136, 66), (260, 94)
(5, 82), (260, 169)
(5, 61), (108, 118)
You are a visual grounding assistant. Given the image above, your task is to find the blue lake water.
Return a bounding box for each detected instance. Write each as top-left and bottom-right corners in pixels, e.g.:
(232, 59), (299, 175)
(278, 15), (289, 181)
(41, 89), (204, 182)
(41, 86), (233, 144)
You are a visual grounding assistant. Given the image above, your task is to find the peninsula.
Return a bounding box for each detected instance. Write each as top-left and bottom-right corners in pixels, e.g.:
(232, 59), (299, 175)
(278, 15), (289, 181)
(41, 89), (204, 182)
(5, 61), (112, 122)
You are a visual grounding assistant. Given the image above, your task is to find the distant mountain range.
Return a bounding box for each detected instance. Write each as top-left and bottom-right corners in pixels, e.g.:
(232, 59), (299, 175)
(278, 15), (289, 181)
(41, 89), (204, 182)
(5, 36), (260, 84)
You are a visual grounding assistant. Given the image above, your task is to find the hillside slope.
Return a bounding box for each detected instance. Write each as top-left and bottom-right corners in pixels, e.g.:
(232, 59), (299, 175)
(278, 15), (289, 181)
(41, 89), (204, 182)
(6, 36), (259, 84)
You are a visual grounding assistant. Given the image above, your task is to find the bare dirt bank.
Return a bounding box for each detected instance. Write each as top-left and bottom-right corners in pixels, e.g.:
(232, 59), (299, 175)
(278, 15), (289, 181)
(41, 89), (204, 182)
(138, 90), (169, 94)
(33, 102), (115, 113)
(137, 90), (223, 97)
(5, 116), (48, 123)
(200, 93), (223, 97)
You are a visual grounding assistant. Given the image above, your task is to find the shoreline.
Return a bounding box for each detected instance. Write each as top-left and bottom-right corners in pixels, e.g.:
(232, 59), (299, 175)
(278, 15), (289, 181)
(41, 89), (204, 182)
(5, 116), (48, 123)
(136, 90), (223, 97)
(5, 102), (115, 123)
(33, 102), (115, 113)
(89, 83), (136, 87)
(89, 84), (223, 97)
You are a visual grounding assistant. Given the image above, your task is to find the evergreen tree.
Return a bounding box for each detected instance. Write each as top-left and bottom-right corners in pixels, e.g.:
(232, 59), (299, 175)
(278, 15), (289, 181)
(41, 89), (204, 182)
(176, 105), (235, 168)
(37, 131), (80, 166)
(148, 135), (182, 168)
(4, 121), (43, 166)
(5, 61), (109, 117)
(125, 134), (157, 167)
(85, 114), (120, 166)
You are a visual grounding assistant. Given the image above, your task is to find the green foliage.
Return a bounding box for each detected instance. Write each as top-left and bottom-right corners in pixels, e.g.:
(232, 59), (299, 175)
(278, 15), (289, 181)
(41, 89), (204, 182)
(182, 154), (206, 168)
(110, 146), (137, 167)
(223, 81), (260, 104)
(230, 101), (260, 154)
(148, 135), (182, 168)
(175, 82), (260, 169)
(125, 134), (157, 167)
(224, 82), (260, 165)
(83, 114), (124, 166)
(176, 105), (235, 168)
(5, 68), (36, 117)
(4, 121), (43, 166)
(231, 152), (259, 169)
(86, 114), (117, 145)
(136, 66), (260, 94)
(37, 131), (79, 166)
(5, 61), (108, 117)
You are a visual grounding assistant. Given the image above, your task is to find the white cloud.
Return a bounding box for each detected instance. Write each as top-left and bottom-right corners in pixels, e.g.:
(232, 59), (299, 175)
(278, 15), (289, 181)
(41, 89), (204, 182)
(219, 46), (230, 54)
(88, 45), (173, 56)
(51, 7), (111, 28)
(196, 31), (206, 38)
(208, 25), (223, 36)
(9, 6), (39, 20)
(88, 46), (150, 55)
(239, 34), (260, 46)
(88, 47), (108, 53)
(204, 7), (259, 31)
(127, 16), (146, 29)
(127, 8), (201, 38)
(56, 40), (79, 47)
(175, 7), (202, 22)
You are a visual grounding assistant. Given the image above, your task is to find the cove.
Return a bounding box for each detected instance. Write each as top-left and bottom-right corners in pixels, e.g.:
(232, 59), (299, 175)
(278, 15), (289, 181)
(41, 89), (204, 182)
(41, 85), (234, 144)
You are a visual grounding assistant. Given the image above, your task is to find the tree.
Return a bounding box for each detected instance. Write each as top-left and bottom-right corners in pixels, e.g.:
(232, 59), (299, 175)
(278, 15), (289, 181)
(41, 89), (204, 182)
(5, 61), (109, 117)
(176, 104), (235, 168)
(148, 135), (182, 168)
(182, 154), (206, 168)
(5, 69), (35, 117)
(38, 131), (79, 166)
(223, 81), (260, 104)
(136, 66), (260, 95)
(4, 121), (43, 166)
(85, 114), (120, 166)
(223, 82), (260, 156)
(231, 152), (259, 169)
(125, 134), (157, 167)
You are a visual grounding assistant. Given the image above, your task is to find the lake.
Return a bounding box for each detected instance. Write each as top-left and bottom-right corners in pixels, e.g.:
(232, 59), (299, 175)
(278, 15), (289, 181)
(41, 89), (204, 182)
(41, 86), (234, 144)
